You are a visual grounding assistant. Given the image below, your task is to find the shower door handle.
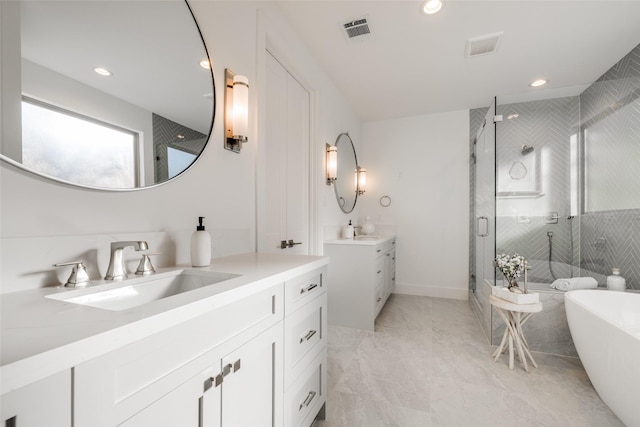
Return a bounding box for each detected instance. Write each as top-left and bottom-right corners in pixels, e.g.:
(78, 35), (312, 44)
(477, 216), (489, 237)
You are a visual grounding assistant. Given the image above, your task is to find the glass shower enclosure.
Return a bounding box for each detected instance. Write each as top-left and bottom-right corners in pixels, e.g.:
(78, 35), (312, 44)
(469, 43), (640, 353)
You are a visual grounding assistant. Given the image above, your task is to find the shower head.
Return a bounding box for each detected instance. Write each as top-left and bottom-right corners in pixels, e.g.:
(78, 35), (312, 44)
(521, 144), (534, 155)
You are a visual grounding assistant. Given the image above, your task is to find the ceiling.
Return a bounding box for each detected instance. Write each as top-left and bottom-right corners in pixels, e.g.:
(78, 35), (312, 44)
(276, 0), (640, 122)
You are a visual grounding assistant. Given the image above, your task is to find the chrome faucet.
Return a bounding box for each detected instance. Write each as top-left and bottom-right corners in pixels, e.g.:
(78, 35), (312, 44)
(105, 241), (149, 280)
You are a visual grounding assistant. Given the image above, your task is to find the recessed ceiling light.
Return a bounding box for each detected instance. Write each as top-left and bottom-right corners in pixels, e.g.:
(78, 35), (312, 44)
(422, 0), (443, 15)
(94, 67), (112, 77)
(529, 79), (547, 87)
(200, 59), (211, 70)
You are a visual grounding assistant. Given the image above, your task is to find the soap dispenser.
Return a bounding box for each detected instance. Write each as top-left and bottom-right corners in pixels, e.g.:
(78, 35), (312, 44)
(607, 268), (626, 291)
(191, 216), (211, 267)
(342, 220), (354, 239)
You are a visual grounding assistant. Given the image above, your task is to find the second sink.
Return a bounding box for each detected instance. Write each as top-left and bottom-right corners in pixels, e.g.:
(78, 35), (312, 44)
(46, 269), (240, 311)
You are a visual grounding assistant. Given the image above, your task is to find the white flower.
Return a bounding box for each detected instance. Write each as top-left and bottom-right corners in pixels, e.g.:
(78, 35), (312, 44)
(494, 253), (525, 284)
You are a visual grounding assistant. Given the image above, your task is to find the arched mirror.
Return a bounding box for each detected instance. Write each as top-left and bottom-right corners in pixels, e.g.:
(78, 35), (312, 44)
(333, 132), (359, 213)
(0, 0), (214, 190)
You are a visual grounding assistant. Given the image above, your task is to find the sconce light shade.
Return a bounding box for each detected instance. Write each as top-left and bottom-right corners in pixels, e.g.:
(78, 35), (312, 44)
(225, 69), (249, 153)
(326, 144), (337, 185)
(356, 166), (366, 195)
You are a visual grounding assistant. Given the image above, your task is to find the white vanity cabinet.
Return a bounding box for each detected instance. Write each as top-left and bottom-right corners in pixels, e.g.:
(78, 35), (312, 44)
(74, 283), (284, 427)
(283, 268), (328, 427)
(1, 370), (71, 427)
(324, 237), (396, 331)
(1, 254), (329, 427)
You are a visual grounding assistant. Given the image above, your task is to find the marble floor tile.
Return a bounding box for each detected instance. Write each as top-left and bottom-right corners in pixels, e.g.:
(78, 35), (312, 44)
(313, 294), (623, 427)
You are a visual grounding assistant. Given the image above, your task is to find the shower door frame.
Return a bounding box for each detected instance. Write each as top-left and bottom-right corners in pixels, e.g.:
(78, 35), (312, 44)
(470, 97), (497, 340)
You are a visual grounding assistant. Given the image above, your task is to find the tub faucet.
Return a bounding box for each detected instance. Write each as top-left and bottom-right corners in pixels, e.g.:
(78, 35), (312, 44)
(105, 241), (149, 280)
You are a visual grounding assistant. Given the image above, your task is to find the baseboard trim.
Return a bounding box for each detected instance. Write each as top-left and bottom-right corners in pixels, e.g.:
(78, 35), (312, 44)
(394, 283), (469, 300)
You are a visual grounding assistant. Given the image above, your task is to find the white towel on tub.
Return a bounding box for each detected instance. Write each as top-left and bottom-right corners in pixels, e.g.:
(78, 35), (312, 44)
(550, 277), (598, 291)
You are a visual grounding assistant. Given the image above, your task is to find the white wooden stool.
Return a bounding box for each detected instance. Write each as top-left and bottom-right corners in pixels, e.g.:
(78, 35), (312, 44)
(490, 295), (542, 372)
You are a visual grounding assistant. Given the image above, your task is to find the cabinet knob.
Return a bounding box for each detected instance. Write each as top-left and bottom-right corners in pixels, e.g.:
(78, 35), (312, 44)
(204, 373), (224, 392)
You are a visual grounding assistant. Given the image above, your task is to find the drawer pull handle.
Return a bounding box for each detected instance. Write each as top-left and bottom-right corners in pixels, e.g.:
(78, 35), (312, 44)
(376, 249), (382, 253)
(300, 329), (317, 343)
(376, 270), (382, 274)
(300, 283), (318, 294)
(299, 390), (317, 411)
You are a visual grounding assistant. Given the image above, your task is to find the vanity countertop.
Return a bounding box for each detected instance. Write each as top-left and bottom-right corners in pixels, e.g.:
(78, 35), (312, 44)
(323, 234), (396, 246)
(0, 252), (328, 395)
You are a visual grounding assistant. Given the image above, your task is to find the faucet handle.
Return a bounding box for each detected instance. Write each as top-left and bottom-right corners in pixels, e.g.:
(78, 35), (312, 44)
(53, 261), (91, 288)
(135, 253), (160, 276)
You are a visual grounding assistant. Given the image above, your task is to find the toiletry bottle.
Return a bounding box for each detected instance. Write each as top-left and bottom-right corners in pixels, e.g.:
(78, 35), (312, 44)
(190, 216), (211, 267)
(343, 220), (354, 239)
(606, 268), (626, 291)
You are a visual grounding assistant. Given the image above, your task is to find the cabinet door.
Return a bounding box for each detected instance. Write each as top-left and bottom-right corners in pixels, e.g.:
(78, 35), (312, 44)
(221, 322), (282, 427)
(1, 371), (71, 427)
(119, 362), (220, 427)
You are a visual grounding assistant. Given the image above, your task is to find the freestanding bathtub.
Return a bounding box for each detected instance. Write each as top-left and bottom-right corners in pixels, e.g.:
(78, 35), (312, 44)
(565, 290), (640, 426)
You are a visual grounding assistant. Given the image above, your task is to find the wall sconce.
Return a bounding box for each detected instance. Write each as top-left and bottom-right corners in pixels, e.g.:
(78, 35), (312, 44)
(326, 144), (337, 185)
(224, 69), (249, 153)
(356, 166), (366, 195)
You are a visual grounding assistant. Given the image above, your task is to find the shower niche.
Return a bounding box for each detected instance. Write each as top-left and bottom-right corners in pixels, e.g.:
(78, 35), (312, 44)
(469, 43), (640, 356)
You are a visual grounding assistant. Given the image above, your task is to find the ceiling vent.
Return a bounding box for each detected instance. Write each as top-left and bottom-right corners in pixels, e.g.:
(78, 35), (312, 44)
(342, 17), (372, 42)
(466, 32), (503, 58)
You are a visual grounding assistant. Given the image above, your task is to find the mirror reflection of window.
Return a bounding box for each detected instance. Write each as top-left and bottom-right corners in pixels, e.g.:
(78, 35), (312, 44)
(167, 147), (197, 179)
(21, 99), (138, 188)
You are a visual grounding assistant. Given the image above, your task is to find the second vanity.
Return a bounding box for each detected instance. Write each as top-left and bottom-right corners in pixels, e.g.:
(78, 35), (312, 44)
(0, 253), (328, 427)
(324, 235), (396, 331)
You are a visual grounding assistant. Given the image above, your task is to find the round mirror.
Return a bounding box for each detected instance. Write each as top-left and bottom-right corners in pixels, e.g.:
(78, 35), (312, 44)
(0, 0), (214, 190)
(333, 132), (359, 213)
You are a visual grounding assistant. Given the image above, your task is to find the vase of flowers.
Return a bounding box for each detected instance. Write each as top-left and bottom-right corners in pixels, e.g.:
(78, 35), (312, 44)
(494, 253), (525, 291)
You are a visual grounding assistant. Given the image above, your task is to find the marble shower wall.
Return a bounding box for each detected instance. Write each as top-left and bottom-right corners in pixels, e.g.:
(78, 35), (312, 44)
(495, 96), (579, 282)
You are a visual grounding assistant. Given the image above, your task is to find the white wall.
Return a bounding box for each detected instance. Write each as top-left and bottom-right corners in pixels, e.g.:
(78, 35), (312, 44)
(359, 110), (470, 300)
(0, 1), (360, 293)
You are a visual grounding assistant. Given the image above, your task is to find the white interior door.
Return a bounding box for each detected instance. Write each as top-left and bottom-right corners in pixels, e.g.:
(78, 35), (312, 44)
(258, 52), (309, 254)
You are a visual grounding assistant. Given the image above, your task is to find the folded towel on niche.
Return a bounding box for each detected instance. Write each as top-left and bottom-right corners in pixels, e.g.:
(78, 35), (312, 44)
(550, 277), (598, 291)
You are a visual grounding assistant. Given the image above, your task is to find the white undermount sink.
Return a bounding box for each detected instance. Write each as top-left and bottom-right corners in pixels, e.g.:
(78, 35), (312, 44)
(354, 235), (381, 241)
(46, 269), (240, 311)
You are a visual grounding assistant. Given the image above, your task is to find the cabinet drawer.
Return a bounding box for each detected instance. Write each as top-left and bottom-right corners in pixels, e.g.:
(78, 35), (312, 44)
(375, 258), (385, 286)
(374, 239), (395, 256)
(285, 268), (326, 315)
(74, 283), (283, 427)
(375, 284), (384, 315)
(284, 292), (326, 388)
(284, 349), (326, 427)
